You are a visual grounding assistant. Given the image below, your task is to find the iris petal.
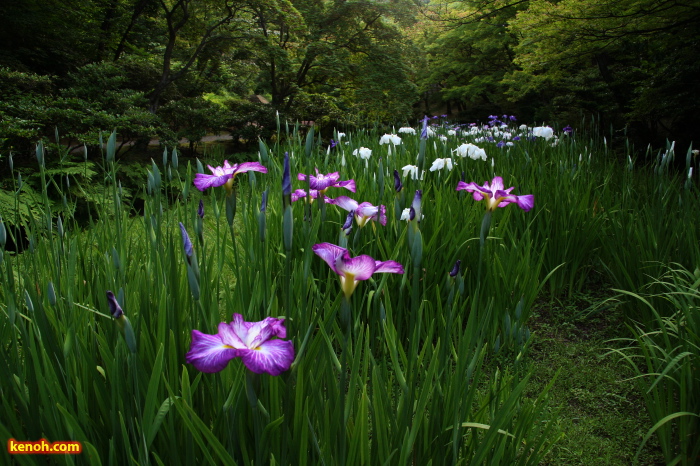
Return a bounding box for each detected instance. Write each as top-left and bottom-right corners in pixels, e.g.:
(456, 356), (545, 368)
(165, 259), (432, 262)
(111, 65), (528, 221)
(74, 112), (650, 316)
(233, 162), (268, 175)
(217, 321), (247, 349)
(516, 194), (535, 212)
(312, 243), (347, 274)
(239, 340), (295, 376)
(327, 196), (360, 212)
(193, 173), (231, 191)
(373, 260), (405, 275)
(490, 176), (505, 191)
(185, 330), (239, 373)
(335, 179), (356, 192)
(336, 254), (379, 281)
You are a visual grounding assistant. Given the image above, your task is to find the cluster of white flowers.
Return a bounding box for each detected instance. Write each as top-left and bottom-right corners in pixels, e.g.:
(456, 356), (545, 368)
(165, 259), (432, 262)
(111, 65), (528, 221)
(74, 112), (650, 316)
(532, 126), (554, 139)
(353, 147), (372, 160)
(429, 157), (454, 172)
(379, 134), (402, 145)
(397, 127), (416, 135)
(447, 129), (457, 136)
(453, 143), (487, 161)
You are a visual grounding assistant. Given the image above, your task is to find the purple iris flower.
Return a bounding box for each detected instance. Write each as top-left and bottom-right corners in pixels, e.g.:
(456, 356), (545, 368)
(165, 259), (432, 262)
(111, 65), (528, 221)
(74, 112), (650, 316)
(563, 125), (573, 134)
(441, 114), (448, 118)
(509, 115), (517, 122)
(456, 176), (534, 212)
(497, 141), (506, 148)
(325, 196), (387, 227)
(291, 188), (322, 203)
(487, 136), (495, 142)
(193, 161), (267, 193)
(297, 169), (356, 194)
(513, 136), (521, 141)
(312, 243), (404, 298)
(329, 139), (338, 149)
(186, 314), (294, 375)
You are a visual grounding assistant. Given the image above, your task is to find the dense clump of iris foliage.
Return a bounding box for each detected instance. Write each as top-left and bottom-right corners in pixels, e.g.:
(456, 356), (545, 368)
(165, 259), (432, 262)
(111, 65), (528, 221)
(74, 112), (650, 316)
(0, 116), (698, 464)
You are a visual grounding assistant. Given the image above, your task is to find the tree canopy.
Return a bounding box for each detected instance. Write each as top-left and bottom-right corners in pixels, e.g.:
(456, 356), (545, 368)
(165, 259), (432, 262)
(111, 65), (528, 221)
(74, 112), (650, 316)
(0, 0), (697, 155)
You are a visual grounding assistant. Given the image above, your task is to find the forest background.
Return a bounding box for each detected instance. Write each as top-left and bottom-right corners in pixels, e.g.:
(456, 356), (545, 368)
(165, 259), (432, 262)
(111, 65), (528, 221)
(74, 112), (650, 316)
(1, 0), (698, 159)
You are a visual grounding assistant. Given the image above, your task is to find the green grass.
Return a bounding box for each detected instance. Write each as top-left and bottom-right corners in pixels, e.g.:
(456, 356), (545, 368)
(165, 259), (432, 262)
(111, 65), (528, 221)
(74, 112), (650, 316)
(526, 283), (665, 465)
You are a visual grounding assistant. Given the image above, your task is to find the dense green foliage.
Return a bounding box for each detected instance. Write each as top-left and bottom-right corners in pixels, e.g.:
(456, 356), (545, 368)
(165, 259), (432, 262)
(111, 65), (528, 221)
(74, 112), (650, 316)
(0, 0), (420, 155)
(2, 0), (697, 157)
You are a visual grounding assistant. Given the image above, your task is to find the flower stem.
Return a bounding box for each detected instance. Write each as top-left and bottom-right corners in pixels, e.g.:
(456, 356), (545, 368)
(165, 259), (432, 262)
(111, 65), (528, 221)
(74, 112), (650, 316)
(478, 211), (492, 282)
(245, 372), (263, 466)
(337, 297), (352, 466)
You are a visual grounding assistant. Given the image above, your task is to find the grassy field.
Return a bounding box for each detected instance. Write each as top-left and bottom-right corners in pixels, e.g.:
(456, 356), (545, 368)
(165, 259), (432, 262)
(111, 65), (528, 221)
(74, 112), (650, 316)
(0, 117), (697, 464)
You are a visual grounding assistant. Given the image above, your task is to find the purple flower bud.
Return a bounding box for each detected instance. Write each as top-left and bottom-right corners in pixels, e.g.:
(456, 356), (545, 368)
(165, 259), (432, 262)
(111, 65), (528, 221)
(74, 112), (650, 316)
(450, 260), (461, 277)
(260, 189), (268, 212)
(409, 206), (415, 221)
(412, 190), (422, 222)
(197, 200), (204, 218)
(394, 169), (403, 193)
(461, 171), (466, 182)
(282, 152), (292, 196)
(342, 210), (354, 236)
(106, 290), (124, 319)
(421, 116), (429, 139)
(179, 222), (193, 257)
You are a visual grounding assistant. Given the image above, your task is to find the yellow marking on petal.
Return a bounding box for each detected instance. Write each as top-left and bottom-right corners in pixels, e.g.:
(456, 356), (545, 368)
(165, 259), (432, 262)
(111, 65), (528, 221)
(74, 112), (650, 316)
(340, 274), (359, 299)
(224, 178), (235, 195)
(222, 344), (234, 349)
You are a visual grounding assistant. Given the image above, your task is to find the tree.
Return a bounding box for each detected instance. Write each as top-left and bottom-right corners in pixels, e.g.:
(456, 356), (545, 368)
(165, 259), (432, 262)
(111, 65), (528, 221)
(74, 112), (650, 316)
(250, 0), (419, 124)
(507, 0), (700, 147)
(142, 0), (256, 112)
(412, 0), (526, 119)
